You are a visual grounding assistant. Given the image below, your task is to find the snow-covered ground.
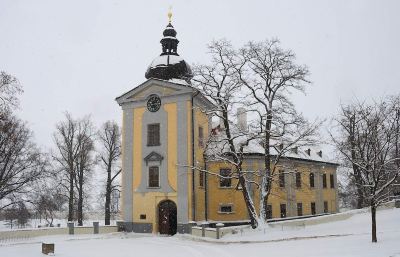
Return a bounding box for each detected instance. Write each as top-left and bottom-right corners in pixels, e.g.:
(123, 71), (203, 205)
(0, 208), (399, 257)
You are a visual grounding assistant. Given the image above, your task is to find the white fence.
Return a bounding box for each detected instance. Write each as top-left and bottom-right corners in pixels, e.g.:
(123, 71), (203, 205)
(0, 224), (118, 243)
(191, 224), (251, 239)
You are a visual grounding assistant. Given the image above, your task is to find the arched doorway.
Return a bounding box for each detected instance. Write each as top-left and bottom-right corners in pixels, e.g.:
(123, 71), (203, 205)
(158, 200), (177, 235)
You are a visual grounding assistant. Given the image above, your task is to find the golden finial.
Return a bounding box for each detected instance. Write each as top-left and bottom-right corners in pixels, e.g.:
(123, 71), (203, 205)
(168, 6), (172, 23)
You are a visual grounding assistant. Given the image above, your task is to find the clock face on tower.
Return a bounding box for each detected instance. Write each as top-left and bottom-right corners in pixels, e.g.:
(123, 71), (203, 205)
(147, 95), (161, 112)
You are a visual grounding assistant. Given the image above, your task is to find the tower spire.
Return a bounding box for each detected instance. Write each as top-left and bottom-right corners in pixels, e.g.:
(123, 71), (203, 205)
(168, 6), (172, 23)
(145, 11), (193, 83)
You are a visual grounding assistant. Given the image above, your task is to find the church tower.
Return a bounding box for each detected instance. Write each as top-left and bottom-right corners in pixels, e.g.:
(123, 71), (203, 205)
(116, 11), (214, 234)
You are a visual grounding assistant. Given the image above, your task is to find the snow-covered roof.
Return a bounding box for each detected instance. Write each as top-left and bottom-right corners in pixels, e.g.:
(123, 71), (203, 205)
(243, 140), (336, 165)
(206, 128), (338, 166)
(149, 54), (184, 68)
(167, 78), (189, 86)
(162, 36), (177, 40)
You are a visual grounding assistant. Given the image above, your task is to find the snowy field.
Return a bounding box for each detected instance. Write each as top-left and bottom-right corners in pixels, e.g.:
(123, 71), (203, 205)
(0, 208), (399, 257)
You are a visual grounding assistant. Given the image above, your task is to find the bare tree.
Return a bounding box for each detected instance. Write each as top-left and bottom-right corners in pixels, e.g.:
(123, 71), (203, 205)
(53, 113), (95, 225)
(74, 117), (95, 226)
(333, 97), (400, 242)
(0, 112), (46, 209)
(53, 113), (79, 222)
(98, 121), (121, 225)
(0, 71), (23, 111)
(333, 106), (366, 208)
(34, 191), (63, 227)
(37, 195), (58, 226)
(236, 39), (319, 223)
(4, 206), (17, 229)
(192, 40), (259, 228)
(4, 202), (31, 229)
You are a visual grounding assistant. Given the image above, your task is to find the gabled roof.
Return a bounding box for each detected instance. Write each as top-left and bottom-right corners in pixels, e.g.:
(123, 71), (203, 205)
(115, 78), (216, 109)
(115, 78), (193, 105)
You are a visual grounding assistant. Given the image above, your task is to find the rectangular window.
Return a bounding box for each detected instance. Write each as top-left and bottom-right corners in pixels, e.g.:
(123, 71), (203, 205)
(330, 174), (335, 188)
(199, 170), (204, 187)
(266, 205), (272, 219)
(280, 203), (287, 218)
(219, 169), (232, 188)
(198, 126), (204, 148)
(296, 172), (301, 188)
(323, 173), (327, 188)
(147, 124), (160, 146)
(219, 205), (233, 213)
(279, 170), (285, 188)
(148, 166), (159, 188)
(311, 202), (316, 215)
(297, 203), (303, 216)
(309, 173), (315, 188)
(324, 201), (328, 213)
(140, 214), (146, 220)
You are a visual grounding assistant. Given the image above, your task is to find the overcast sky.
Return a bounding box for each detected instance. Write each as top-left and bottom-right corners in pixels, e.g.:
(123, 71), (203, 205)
(1, 0), (400, 150)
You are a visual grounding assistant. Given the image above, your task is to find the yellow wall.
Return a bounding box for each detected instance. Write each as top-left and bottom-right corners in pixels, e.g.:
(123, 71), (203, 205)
(322, 166), (338, 213)
(130, 102), (181, 232)
(132, 193), (177, 232)
(164, 103), (178, 191)
(295, 166), (317, 215)
(133, 107), (145, 190)
(195, 159), (338, 222)
(124, 84), (338, 228)
(193, 107), (209, 221)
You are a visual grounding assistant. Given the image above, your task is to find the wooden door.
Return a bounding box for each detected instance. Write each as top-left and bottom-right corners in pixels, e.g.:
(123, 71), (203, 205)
(158, 200), (177, 235)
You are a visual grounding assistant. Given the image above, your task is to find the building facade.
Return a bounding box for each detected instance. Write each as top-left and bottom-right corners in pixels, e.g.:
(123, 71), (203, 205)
(116, 17), (339, 235)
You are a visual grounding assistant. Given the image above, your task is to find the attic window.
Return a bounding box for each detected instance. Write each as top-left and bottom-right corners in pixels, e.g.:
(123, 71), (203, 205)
(305, 149), (311, 156)
(317, 150), (322, 157)
(291, 147), (298, 154)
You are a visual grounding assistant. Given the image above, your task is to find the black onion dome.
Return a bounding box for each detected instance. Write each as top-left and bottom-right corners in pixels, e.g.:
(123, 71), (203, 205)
(163, 23), (177, 37)
(145, 22), (193, 83)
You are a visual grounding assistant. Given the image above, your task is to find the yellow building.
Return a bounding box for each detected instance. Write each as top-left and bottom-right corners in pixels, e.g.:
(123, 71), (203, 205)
(116, 18), (339, 235)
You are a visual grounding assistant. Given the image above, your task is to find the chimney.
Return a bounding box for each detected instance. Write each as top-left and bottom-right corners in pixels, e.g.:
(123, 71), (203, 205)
(237, 107), (247, 131)
(317, 150), (322, 157)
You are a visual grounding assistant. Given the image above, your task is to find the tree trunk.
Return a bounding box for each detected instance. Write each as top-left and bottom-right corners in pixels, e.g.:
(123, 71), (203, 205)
(355, 168), (365, 209)
(68, 172), (74, 221)
(238, 172), (258, 228)
(77, 173), (84, 226)
(371, 204), (377, 243)
(222, 109), (258, 228)
(261, 112), (272, 221)
(104, 167), (112, 226)
(77, 190), (83, 226)
(350, 114), (364, 209)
